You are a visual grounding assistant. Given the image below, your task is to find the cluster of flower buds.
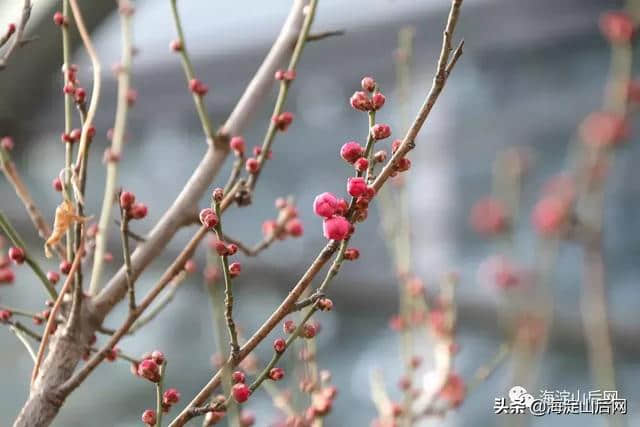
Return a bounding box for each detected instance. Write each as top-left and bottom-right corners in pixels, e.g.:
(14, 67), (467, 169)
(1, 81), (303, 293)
(120, 190), (148, 220)
(599, 11), (635, 44)
(349, 76), (386, 111)
(261, 198), (304, 240)
(61, 64), (88, 104)
(0, 241), (21, 285)
(199, 207), (219, 229)
(134, 350), (165, 383)
(188, 78), (209, 96)
(312, 192), (351, 240)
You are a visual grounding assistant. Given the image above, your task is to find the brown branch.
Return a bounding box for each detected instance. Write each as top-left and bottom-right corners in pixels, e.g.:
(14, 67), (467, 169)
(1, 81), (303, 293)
(169, 2), (465, 423)
(58, 226), (207, 395)
(92, 0), (308, 319)
(31, 238), (84, 384)
(0, 0), (32, 71)
(372, 0), (463, 193)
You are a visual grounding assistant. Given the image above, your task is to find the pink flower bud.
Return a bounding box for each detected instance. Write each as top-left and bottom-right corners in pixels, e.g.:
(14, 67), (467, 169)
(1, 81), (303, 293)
(163, 388), (181, 405)
(184, 259), (196, 274)
(229, 262), (242, 277)
(74, 87), (86, 104)
(200, 208), (218, 229)
(347, 177), (366, 197)
(283, 69), (297, 81)
(322, 216), (350, 241)
(52, 177), (63, 192)
(313, 192), (338, 218)
(189, 78), (209, 96)
(120, 191), (136, 210)
(371, 123), (391, 140)
(53, 11), (66, 26)
(349, 91), (371, 111)
(600, 11), (634, 43)
(373, 150), (387, 163)
(317, 297), (333, 311)
(126, 89), (137, 106)
(7, 23), (16, 35)
(269, 367), (285, 381)
(8, 247), (25, 264)
(0, 309), (12, 322)
(226, 243), (238, 256)
(283, 319), (296, 334)
(47, 271), (60, 285)
(232, 371), (246, 384)
(273, 112), (294, 131)
(301, 323), (317, 338)
(129, 203), (148, 220)
(141, 409), (156, 425)
(245, 157), (259, 173)
(396, 157), (411, 172)
(273, 338), (286, 353)
(335, 198), (348, 215)
(232, 383), (251, 403)
(212, 239), (228, 256)
(274, 69), (285, 80)
(371, 92), (386, 110)
(361, 76), (376, 92)
(137, 358), (160, 382)
(59, 260), (72, 275)
(340, 141), (363, 163)
(344, 247), (360, 261)
(230, 136), (246, 156)
(170, 39), (182, 52)
(354, 157), (368, 172)
(285, 218), (304, 237)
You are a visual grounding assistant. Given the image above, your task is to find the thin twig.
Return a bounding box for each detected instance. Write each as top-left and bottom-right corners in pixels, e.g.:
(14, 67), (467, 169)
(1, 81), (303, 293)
(0, 148), (64, 258)
(10, 325), (37, 363)
(212, 199), (240, 360)
(372, 0), (463, 193)
(168, 2), (464, 422)
(169, 0), (216, 143)
(0, 0), (32, 70)
(246, 0), (319, 191)
(306, 29), (344, 42)
(119, 202), (136, 312)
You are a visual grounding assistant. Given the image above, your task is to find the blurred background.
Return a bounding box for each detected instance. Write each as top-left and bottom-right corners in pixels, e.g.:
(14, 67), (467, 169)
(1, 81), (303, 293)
(1, 0), (639, 426)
